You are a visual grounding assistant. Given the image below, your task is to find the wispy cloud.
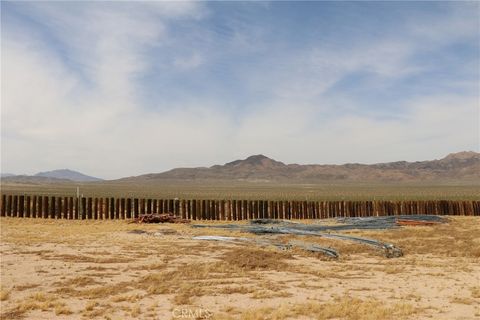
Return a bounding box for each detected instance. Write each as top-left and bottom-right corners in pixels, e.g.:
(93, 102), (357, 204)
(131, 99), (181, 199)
(1, 2), (478, 178)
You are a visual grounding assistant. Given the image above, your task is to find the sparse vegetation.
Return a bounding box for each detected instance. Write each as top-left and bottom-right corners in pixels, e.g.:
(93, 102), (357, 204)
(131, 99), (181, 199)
(1, 216), (479, 319)
(470, 286), (480, 299)
(220, 247), (292, 271)
(239, 297), (417, 320)
(0, 289), (10, 301)
(0, 292), (70, 319)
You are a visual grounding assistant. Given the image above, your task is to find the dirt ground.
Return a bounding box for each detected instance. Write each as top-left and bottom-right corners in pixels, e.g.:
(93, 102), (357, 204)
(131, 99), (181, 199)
(1, 217), (479, 320)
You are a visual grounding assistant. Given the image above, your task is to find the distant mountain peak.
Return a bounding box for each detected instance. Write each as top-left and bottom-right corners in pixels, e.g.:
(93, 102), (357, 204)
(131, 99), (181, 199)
(0, 173), (15, 178)
(225, 154), (285, 168)
(246, 154), (270, 161)
(443, 151), (479, 161)
(35, 169), (102, 182)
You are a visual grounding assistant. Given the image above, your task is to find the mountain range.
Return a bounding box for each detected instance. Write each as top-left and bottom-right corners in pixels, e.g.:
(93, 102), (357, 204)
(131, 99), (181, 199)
(1, 169), (102, 183)
(117, 151), (479, 183)
(1, 151), (479, 184)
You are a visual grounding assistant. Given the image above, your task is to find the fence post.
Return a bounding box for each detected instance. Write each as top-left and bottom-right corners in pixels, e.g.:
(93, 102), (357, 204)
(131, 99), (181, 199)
(94, 198), (99, 219)
(226, 200), (231, 221)
(0, 194), (5, 217)
(55, 197), (62, 219)
(115, 198), (120, 219)
(174, 199), (179, 216)
(73, 196), (78, 219)
(120, 198), (125, 219)
(179, 200), (185, 219)
(108, 198), (114, 219)
(68, 197), (73, 219)
(133, 198), (138, 218)
(126, 198), (132, 219)
(192, 200), (197, 220)
(49, 196), (55, 219)
(25, 196), (31, 218)
(32, 196), (37, 218)
(40, 196), (48, 219)
(18, 195), (25, 218)
(12, 195), (18, 217)
(61, 196), (66, 219)
(85, 198), (91, 219)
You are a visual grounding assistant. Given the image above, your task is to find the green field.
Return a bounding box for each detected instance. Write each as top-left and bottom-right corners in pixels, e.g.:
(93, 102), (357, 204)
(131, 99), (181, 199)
(1, 181), (479, 201)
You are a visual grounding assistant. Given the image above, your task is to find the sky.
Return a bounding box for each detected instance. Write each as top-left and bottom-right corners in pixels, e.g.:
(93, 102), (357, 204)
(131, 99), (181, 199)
(1, 1), (479, 179)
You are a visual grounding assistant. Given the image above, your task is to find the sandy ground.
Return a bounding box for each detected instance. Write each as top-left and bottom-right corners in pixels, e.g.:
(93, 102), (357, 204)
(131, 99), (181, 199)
(1, 217), (479, 320)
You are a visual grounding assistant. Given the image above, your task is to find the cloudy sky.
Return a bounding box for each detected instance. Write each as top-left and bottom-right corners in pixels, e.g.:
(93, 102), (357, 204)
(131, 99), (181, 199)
(1, 1), (479, 179)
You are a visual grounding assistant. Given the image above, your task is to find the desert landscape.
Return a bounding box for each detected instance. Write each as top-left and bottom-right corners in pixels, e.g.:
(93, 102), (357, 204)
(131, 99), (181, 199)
(2, 1), (479, 320)
(1, 217), (479, 319)
(1, 152), (480, 320)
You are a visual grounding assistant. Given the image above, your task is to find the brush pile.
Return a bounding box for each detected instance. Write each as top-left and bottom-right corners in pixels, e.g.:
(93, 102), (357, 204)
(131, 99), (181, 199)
(132, 213), (190, 224)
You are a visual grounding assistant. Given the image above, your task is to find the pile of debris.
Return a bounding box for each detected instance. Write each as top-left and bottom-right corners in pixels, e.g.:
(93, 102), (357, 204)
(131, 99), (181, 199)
(131, 213), (190, 224)
(190, 216), (447, 258)
(130, 214), (446, 260)
(335, 215), (446, 229)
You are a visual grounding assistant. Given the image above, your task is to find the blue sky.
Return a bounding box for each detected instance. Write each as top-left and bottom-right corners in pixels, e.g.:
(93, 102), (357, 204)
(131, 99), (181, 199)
(1, 1), (479, 178)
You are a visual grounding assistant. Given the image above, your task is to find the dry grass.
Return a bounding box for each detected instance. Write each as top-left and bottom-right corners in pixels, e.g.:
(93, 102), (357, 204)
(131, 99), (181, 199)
(53, 275), (102, 287)
(14, 283), (41, 291)
(173, 284), (204, 305)
(44, 253), (134, 264)
(470, 286), (480, 299)
(450, 296), (476, 305)
(130, 304), (141, 317)
(85, 300), (98, 311)
(0, 292), (70, 319)
(237, 297), (417, 320)
(81, 301), (113, 318)
(0, 289), (10, 301)
(111, 293), (143, 303)
(250, 289), (292, 299)
(382, 264), (407, 274)
(135, 260), (245, 299)
(78, 282), (133, 299)
(220, 247), (292, 271)
(54, 304), (73, 315)
(1, 216), (479, 319)
(217, 285), (255, 295)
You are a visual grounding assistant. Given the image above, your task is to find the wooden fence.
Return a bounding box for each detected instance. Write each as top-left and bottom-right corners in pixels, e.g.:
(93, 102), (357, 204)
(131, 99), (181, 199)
(1, 194), (479, 220)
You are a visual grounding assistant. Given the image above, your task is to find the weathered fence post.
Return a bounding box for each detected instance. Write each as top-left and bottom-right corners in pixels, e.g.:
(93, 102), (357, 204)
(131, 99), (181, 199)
(55, 197), (61, 219)
(12, 195), (18, 217)
(39, 196), (45, 218)
(80, 197), (86, 220)
(32, 196), (38, 218)
(6, 195), (12, 217)
(0, 194), (5, 217)
(126, 198), (132, 219)
(68, 197), (73, 219)
(25, 196), (31, 218)
(73, 196), (78, 219)
(18, 195), (25, 218)
(86, 198), (92, 219)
